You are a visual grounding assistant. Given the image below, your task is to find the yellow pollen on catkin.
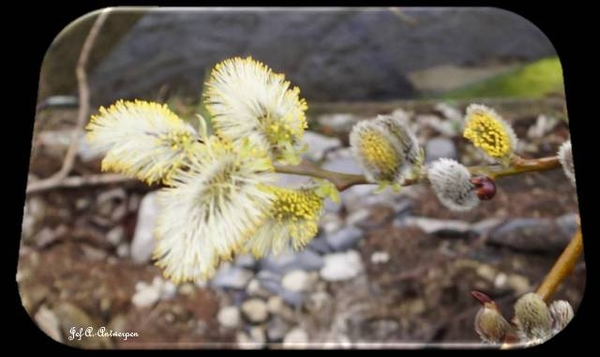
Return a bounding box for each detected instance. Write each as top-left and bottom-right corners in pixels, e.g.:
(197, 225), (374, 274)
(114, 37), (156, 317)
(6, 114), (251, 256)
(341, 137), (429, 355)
(359, 130), (400, 177)
(463, 110), (514, 159)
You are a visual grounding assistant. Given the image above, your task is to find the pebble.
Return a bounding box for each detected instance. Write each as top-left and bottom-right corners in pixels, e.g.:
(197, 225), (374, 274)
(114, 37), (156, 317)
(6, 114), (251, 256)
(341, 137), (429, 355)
(34, 305), (62, 342)
(116, 243), (130, 258)
(296, 250), (325, 271)
(130, 192), (159, 263)
(317, 113), (360, 132)
(425, 137), (458, 162)
(267, 296), (285, 314)
(282, 270), (311, 292)
(267, 316), (290, 342)
(106, 226), (125, 246)
(241, 298), (269, 324)
(402, 217), (471, 236)
(307, 236), (332, 254)
(234, 254), (257, 269)
(131, 284), (161, 308)
(259, 253), (299, 274)
(246, 279), (270, 298)
(302, 131), (342, 161)
(217, 306), (241, 329)
(556, 213), (578, 238)
(370, 251), (390, 265)
(211, 265), (254, 290)
(325, 226), (363, 251)
(320, 250), (364, 282)
(283, 327), (309, 349)
(507, 274), (530, 295)
(470, 218), (504, 236)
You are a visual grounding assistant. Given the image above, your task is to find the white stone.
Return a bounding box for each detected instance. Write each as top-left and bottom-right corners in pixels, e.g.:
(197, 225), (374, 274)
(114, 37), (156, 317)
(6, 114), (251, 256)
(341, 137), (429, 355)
(267, 296), (285, 314)
(106, 226), (125, 246)
(241, 299), (269, 323)
(131, 192), (159, 263)
(131, 284), (160, 308)
(34, 306), (62, 342)
(217, 306), (241, 329)
(370, 251), (390, 265)
(282, 270), (311, 292)
(283, 327), (309, 349)
(320, 250), (364, 282)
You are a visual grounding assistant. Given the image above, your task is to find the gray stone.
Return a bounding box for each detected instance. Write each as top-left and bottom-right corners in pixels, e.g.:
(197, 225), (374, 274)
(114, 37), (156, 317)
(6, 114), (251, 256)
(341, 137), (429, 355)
(275, 173), (313, 187)
(296, 250), (325, 271)
(345, 208), (371, 227)
(217, 306), (241, 329)
(283, 327), (309, 349)
(321, 157), (364, 176)
(211, 265), (254, 290)
(470, 218), (505, 236)
(489, 218), (570, 253)
(235, 254), (257, 269)
(325, 226), (364, 251)
(241, 299), (269, 324)
(302, 131), (342, 161)
(131, 191), (159, 263)
(246, 278), (270, 298)
(259, 253), (299, 274)
(556, 213), (578, 238)
(87, 9), (554, 105)
(318, 113), (361, 133)
(278, 289), (305, 307)
(402, 216), (471, 236)
(282, 270), (311, 292)
(425, 137), (458, 163)
(267, 316), (290, 342)
(307, 236), (332, 254)
(320, 250), (364, 282)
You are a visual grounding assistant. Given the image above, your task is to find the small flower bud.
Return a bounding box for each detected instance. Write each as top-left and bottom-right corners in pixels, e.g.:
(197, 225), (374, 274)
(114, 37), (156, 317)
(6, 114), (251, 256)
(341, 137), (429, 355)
(514, 293), (552, 342)
(549, 300), (574, 334)
(471, 291), (512, 344)
(470, 175), (497, 200)
(427, 158), (479, 211)
(558, 140), (576, 187)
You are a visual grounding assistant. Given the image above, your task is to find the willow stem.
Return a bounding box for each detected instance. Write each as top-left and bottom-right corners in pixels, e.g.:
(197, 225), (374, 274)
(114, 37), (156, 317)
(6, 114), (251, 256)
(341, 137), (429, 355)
(536, 225), (583, 303)
(275, 155), (561, 192)
(274, 160), (367, 191)
(468, 156), (560, 179)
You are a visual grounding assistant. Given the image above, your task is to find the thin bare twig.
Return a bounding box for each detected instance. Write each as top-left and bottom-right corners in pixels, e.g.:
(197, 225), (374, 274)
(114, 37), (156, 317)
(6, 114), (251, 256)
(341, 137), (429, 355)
(26, 173), (139, 195)
(27, 9), (111, 196)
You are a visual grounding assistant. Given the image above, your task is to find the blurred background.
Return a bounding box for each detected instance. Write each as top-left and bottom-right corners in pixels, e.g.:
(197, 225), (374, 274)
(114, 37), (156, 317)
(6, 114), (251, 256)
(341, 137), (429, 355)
(21, 7), (581, 348)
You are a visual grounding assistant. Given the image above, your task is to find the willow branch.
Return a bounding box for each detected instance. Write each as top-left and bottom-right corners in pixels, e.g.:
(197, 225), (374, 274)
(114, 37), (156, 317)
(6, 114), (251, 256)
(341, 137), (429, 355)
(274, 160), (368, 191)
(27, 9), (110, 196)
(275, 155), (562, 192)
(536, 225), (583, 303)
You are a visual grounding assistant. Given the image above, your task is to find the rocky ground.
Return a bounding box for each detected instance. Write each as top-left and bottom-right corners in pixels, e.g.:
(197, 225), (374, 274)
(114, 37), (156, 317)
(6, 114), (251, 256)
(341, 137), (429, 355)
(18, 99), (583, 349)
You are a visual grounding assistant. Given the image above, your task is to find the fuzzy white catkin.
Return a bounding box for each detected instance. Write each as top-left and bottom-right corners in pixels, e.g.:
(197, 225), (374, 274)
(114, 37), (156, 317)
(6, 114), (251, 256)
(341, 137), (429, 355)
(558, 140), (576, 187)
(514, 293), (553, 342)
(549, 300), (574, 334)
(427, 158), (479, 211)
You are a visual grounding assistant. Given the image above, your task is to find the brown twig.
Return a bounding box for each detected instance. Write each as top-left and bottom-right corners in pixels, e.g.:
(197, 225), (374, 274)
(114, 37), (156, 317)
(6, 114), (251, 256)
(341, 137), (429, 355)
(536, 225), (583, 303)
(26, 173), (139, 195)
(274, 154), (561, 192)
(26, 9), (111, 196)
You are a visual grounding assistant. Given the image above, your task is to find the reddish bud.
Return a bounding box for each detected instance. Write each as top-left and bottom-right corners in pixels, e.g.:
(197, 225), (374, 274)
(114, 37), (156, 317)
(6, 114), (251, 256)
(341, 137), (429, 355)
(470, 175), (496, 200)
